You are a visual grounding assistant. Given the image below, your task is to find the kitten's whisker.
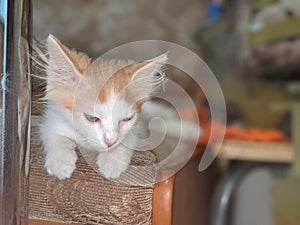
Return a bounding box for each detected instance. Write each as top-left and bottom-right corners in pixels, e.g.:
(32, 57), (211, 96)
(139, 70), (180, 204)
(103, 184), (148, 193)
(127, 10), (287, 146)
(29, 73), (48, 80)
(34, 101), (46, 105)
(30, 56), (42, 66)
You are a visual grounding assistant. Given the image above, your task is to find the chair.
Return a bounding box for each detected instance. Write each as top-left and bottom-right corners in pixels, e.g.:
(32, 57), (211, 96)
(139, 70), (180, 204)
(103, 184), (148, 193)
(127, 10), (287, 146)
(28, 116), (220, 225)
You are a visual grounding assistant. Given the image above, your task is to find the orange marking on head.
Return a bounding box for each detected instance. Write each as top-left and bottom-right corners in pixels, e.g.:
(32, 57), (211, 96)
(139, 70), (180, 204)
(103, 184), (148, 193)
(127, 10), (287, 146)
(94, 61), (150, 104)
(47, 35), (161, 109)
(47, 90), (75, 110)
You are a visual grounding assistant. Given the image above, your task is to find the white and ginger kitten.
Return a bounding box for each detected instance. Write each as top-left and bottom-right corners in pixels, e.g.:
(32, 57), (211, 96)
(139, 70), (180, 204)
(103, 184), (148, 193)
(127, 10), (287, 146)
(39, 35), (167, 180)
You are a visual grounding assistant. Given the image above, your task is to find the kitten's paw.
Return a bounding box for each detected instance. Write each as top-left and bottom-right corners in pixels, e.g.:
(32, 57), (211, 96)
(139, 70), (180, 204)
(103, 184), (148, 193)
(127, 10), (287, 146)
(97, 153), (128, 179)
(45, 148), (77, 180)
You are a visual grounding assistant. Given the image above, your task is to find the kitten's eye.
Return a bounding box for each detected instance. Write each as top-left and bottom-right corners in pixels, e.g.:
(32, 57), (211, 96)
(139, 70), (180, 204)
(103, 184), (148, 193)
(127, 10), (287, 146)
(122, 114), (135, 122)
(84, 113), (100, 123)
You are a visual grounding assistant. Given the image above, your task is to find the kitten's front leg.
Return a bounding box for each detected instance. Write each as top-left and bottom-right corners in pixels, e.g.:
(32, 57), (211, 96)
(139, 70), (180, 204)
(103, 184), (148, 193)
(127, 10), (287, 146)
(97, 146), (134, 179)
(43, 134), (78, 180)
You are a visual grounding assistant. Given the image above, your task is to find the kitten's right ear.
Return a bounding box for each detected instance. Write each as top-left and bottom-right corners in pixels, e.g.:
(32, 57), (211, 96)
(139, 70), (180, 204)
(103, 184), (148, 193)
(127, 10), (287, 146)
(47, 34), (81, 85)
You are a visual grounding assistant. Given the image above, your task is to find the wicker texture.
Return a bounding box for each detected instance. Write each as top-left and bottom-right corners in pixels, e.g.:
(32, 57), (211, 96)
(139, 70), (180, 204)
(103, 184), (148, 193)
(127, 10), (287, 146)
(29, 118), (157, 225)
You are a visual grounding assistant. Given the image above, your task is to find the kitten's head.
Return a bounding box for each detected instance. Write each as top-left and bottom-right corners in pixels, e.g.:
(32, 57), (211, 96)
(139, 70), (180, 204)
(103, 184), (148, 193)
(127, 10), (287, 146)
(45, 34), (167, 150)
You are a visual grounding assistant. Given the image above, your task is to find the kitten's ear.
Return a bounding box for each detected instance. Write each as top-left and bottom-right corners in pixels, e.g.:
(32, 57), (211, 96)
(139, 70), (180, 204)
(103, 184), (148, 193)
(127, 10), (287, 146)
(131, 53), (168, 96)
(47, 34), (81, 85)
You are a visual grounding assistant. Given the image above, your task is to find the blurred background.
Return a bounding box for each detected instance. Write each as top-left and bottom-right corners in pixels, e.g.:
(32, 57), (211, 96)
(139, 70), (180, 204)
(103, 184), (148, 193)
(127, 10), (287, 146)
(33, 0), (202, 57)
(32, 0), (300, 224)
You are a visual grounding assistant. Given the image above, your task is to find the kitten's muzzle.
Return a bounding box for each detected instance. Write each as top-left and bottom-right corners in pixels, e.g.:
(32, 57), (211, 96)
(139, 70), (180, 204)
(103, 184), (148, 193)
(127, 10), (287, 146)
(104, 138), (117, 147)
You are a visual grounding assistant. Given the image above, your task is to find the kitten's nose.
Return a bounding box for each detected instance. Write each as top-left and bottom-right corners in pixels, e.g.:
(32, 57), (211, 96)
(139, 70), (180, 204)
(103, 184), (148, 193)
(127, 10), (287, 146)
(105, 138), (117, 147)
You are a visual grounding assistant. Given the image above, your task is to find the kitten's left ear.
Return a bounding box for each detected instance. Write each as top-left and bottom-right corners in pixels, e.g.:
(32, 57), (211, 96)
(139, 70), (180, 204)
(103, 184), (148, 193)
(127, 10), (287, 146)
(131, 53), (168, 96)
(47, 34), (82, 85)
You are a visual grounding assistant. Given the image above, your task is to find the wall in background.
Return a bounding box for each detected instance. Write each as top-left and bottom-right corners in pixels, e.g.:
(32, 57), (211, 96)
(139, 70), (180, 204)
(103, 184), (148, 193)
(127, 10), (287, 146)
(33, 0), (203, 57)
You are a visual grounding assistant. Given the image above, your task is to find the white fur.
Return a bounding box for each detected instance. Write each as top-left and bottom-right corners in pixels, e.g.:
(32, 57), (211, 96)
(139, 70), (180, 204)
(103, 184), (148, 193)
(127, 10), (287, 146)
(39, 37), (172, 180)
(40, 93), (138, 179)
(40, 104), (77, 179)
(40, 97), (200, 180)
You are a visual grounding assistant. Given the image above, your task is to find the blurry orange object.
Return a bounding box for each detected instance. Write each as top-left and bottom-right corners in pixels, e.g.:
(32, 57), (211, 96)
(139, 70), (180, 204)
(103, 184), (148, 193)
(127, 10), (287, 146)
(197, 120), (290, 146)
(225, 127), (289, 142)
(181, 93), (289, 146)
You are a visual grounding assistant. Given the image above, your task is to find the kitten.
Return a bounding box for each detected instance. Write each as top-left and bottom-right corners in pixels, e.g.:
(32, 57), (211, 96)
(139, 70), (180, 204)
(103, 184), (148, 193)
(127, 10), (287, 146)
(39, 34), (167, 180)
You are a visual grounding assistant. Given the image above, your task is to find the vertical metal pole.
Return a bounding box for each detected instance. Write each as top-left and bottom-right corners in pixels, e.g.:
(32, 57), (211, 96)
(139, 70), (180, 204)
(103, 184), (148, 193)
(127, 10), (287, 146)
(0, 0), (31, 225)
